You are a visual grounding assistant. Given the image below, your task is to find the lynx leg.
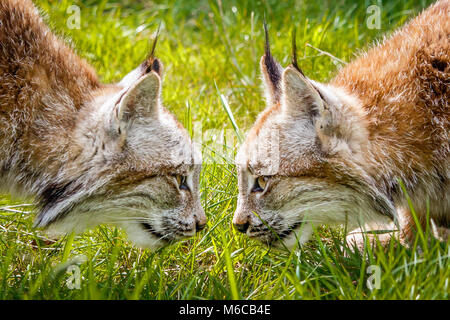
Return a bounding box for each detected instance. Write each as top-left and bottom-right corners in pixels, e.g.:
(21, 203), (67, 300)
(345, 223), (402, 252)
(345, 207), (410, 251)
(346, 207), (449, 251)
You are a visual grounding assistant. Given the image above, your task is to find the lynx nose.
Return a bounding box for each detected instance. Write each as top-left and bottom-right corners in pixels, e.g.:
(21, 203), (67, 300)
(195, 221), (206, 232)
(194, 208), (207, 233)
(233, 221), (250, 233)
(232, 210), (250, 233)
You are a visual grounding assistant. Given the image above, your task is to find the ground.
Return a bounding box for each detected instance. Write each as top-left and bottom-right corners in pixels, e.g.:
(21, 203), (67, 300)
(0, 0), (448, 299)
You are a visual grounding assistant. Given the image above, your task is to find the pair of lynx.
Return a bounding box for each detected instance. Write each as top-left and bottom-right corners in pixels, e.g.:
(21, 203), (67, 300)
(0, 0), (448, 251)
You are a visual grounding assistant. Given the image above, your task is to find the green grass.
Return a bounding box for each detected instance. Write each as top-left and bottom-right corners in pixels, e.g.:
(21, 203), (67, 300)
(1, 0), (448, 300)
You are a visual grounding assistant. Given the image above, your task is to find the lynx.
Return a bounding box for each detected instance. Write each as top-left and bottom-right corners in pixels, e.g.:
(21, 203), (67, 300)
(233, 1), (449, 249)
(0, 0), (206, 249)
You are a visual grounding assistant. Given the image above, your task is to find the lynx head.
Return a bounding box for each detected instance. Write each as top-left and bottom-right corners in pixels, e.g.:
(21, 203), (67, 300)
(233, 25), (395, 249)
(34, 35), (206, 249)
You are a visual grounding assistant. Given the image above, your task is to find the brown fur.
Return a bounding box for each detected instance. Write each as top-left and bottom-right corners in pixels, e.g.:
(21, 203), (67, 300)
(0, 0), (100, 179)
(332, 0), (449, 237)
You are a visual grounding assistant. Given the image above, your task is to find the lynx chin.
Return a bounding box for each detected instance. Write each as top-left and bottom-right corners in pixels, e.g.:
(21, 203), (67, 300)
(233, 1), (449, 249)
(0, 0), (206, 249)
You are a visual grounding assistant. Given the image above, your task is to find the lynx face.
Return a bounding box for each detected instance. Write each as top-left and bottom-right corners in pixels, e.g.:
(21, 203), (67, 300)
(233, 39), (395, 249)
(36, 59), (206, 249)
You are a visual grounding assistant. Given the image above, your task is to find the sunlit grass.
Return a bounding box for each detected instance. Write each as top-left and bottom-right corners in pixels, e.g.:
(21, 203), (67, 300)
(1, 0), (448, 300)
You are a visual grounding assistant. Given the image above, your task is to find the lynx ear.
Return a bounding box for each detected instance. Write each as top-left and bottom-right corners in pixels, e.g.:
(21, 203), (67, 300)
(117, 71), (161, 121)
(282, 66), (361, 154)
(107, 71), (161, 142)
(282, 28), (327, 119)
(120, 22), (164, 88)
(260, 20), (283, 106)
(282, 66), (324, 118)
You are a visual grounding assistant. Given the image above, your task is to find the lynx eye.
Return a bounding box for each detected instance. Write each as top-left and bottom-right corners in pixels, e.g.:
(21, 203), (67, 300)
(252, 176), (269, 193)
(176, 175), (189, 191)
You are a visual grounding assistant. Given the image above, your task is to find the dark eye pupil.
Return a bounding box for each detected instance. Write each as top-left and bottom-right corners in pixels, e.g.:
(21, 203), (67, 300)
(251, 178), (263, 193)
(179, 176), (189, 190)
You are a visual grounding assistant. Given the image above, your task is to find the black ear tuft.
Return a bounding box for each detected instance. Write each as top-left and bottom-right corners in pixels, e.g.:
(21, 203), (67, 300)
(143, 23), (163, 76)
(261, 18), (283, 105)
(263, 19), (281, 86)
(263, 17), (271, 60)
(291, 27), (305, 76)
(148, 23), (161, 61)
